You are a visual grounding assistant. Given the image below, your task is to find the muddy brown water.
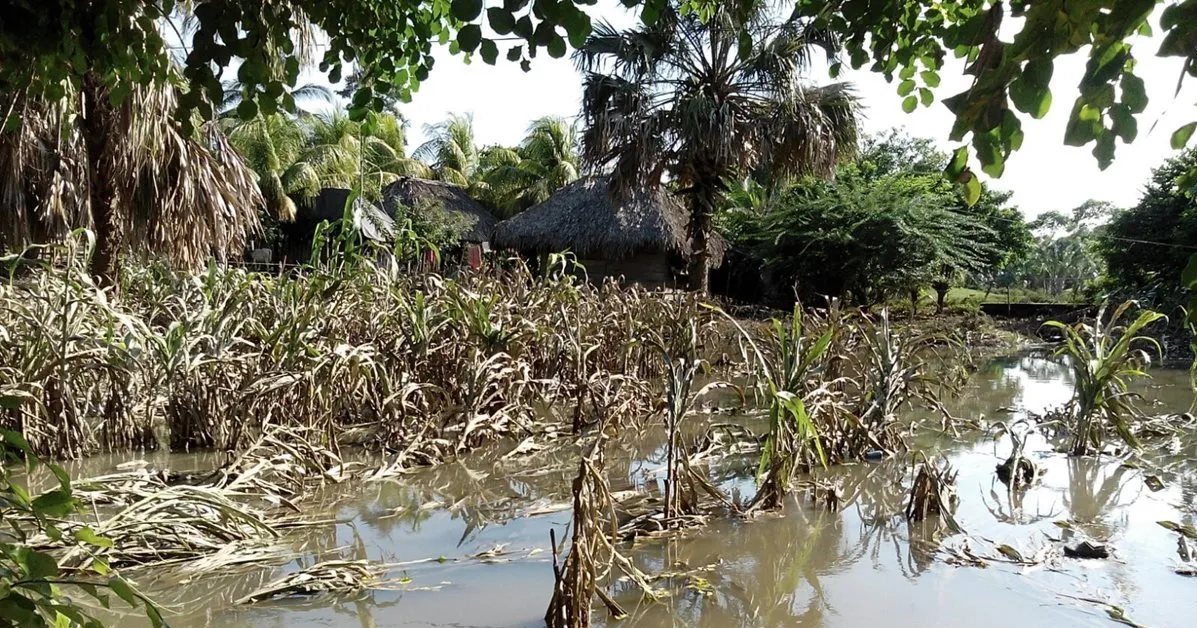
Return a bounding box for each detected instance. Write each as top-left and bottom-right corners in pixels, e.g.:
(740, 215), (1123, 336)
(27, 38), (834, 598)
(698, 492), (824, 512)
(61, 352), (1197, 627)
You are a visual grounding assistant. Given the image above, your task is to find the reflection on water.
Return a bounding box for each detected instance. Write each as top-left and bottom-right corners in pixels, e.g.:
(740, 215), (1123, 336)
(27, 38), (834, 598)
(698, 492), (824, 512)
(73, 353), (1197, 628)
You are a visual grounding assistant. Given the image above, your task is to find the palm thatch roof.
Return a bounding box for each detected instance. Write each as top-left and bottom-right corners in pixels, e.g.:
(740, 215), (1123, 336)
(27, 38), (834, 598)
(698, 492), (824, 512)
(294, 188), (395, 242)
(491, 176), (725, 266)
(380, 176), (497, 243)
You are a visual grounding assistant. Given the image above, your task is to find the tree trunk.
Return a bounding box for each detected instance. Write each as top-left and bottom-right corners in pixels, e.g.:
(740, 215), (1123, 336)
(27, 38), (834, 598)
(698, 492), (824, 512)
(933, 281), (949, 314)
(81, 72), (122, 289)
(686, 178), (716, 294)
(909, 288), (919, 316)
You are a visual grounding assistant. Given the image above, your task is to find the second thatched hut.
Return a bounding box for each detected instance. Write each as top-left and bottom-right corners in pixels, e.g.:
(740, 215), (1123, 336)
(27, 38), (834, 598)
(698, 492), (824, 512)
(380, 176), (498, 245)
(492, 176), (724, 288)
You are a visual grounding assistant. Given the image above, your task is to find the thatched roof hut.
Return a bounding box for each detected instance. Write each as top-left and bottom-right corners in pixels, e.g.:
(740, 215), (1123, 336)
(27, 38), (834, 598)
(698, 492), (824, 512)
(274, 188), (397, 263)
(492, 176), (724, 287)
(380, 176), (498, 243)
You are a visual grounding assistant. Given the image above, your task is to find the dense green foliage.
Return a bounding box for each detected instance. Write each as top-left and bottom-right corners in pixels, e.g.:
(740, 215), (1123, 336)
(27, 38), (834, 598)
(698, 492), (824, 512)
(1098, 149), (1197, 302)
(480, 117), (581, 217)
(0, 431), (162, 626)
(412, 113), (580, 217)
(780, 0), (1197, 201)
(721, 131), (1028, 309)
(993, 200), (1114, 300)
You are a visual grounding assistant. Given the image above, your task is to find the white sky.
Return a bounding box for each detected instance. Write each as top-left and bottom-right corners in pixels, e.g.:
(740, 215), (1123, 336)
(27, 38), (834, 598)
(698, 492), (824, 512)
(307, 1), (1197, 218)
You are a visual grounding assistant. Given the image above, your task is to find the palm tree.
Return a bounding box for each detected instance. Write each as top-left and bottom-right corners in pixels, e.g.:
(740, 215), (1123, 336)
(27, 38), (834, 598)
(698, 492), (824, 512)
(479, 116), (580, 216)
(413, 113), (481, 188)
(0, 74), (262, 286)
(224, 113), (314, 222)
(576, 1), (860, 292)
(301, 111), (429, 197)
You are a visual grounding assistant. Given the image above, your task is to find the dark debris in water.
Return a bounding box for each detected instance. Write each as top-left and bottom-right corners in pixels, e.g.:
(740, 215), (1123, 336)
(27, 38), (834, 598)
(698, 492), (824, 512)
(1063, 541), (1111, 560)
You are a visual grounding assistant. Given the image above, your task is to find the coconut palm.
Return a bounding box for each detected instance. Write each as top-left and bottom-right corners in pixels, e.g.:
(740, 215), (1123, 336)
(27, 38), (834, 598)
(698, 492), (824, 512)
(480, 116), (580, 217)
(413, 113), (481, 188)
(576, 1), (860, 292)
(0, 74), (262, 286)
(301, 111), (426, 195)
(224, 113), (314, 222)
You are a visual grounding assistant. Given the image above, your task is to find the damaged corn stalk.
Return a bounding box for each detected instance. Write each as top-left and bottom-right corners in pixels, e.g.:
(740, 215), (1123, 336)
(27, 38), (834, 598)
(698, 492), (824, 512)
(546, 430), (661, 628)
(710, 304), (835, 511)
(844, 310), (952, 461)
(1, 233), (731, 463)
(904, 454), (962, 534)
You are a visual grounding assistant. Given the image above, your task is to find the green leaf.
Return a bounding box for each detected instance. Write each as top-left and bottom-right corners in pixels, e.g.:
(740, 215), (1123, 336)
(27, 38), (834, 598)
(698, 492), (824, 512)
(919, 88), (933, 107)
(488, 8), (516, 35)
(1093, 133), (1116, 170)
(547, 34), (567, 58)
(19, 548), (59, 580)
(947, 146), (969, 177)
(235, 99), (258, 120)
(901, 95), (917, 113)
(457, 25), (483, 54)
(1171, 122), (1197, 150)
(507, 45), (524, 62)
(108, 578), (139, 608)
(0, 395), (22, 410)
(960, 171), (981, 206)
(1064, 103), (1102, 146)
(451, 0), (484, 21)
(32, 489), (76, 518)
(480, 39), (498, 64)
(514, 16), (534, 39)
(1010, 78), (1052, 118)
(75, 526), (114, 549)
(1182, 253), (1197, 289)
(1121, 72), (1148, 113)
(920, 70), (941, 87)
(1110, 104), (1138, 142)
(898, 79), (916, 96)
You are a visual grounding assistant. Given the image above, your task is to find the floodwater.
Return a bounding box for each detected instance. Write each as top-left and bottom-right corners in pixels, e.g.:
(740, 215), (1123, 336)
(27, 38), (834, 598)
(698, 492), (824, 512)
(67, 351), (1197, 628)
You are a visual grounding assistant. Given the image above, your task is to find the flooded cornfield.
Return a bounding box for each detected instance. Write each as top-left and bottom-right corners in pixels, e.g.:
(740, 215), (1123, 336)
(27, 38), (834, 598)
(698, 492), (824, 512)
(58, 351), (1197, 628)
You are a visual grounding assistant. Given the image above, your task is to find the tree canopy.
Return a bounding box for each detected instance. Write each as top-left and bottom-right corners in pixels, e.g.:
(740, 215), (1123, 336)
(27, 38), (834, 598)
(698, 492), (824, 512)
(1099, 149), (1197, 301)
(719, 130), (1030, 308)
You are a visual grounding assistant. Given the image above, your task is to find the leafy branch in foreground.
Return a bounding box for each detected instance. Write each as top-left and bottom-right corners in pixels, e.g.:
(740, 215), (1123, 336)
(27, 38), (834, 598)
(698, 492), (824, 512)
(0, 429), (163, 627)
(1044, 301), (1165, 456)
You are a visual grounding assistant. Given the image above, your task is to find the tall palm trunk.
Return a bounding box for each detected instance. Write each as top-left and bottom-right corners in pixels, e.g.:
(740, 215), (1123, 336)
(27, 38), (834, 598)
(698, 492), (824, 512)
(687, 175), (717, 294)
(81, 72), (121, 288)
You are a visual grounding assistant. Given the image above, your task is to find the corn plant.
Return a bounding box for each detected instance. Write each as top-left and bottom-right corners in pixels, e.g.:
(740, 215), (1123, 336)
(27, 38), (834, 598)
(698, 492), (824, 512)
(710, 304), (835, 511)
(1043, 301), (1165, 456)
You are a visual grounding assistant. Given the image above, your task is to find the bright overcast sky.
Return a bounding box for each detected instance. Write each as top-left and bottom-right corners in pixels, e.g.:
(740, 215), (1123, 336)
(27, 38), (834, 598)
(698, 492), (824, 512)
(309, 1), (1197, 218)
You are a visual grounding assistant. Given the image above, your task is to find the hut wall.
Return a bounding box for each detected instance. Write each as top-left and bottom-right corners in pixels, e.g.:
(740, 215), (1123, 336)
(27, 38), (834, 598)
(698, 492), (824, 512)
(578, 252), (673, 288)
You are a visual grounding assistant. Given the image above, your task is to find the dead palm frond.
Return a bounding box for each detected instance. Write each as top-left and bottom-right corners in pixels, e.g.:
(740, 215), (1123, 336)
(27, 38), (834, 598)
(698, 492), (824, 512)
(0, 71), (263, 270)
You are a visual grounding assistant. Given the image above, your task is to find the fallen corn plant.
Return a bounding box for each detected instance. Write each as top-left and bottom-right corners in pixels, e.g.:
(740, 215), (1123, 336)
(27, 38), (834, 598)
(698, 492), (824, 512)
(3, 233), (730, 461)
(235, 560), (392, 604)
(51, 485), (282, 571)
